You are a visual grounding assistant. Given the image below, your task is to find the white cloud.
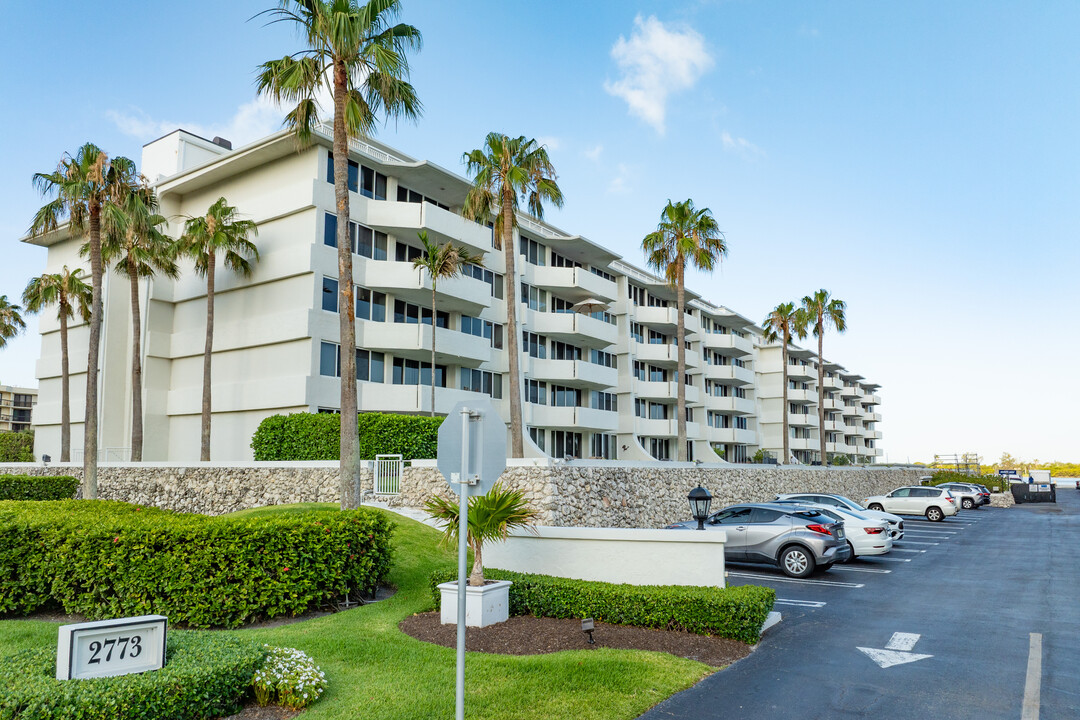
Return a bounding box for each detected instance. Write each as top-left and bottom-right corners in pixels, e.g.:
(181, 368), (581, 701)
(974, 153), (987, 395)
(608, 163), (634, 194)
(603, 15), (714, 135)
(721, 131), (764, 158)
(535, 135), (561, 151)
(584, 144), (604, 161)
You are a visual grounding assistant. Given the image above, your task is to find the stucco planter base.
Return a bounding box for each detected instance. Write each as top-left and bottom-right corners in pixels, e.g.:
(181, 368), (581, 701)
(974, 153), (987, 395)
(437, 580), (512, 627)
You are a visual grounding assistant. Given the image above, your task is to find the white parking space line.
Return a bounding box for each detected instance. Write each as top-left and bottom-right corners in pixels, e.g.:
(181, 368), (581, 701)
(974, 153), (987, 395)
(726, 571), (866, 588)
(905, 522), (966, 529)
(903, 530), (957, 535)
(829, 566), (892, 574)
(862, 556), (911, 562)
(1022, 632), (1042, 720)
(895, 540), (940, 546)
(891, 548), (926, 553)
(775, 598), (827, 608)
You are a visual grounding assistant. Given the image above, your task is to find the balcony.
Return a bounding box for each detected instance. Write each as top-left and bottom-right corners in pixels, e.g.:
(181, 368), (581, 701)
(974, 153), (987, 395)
(826, 442), (856, 455)
(633, 306), (700, 335)
(354, 383), (494, 416)
(702, 364), (754, 385)
(356, 260), (490, 314)
(865, 430), (882, 440)
(789, 413), (818, 427)
(704, 395), (756, 415)
(634, 342), (701, 369)
(864, 394), (882, 405)
(526, 358), (618, 389)
(840, 384), (860, 398)
(866, 412), (882, 422)
(525, 265), (618, 303)
(823, 419), (848, 432)
(524, 404), (618, 432)
(786, 389), (818, 404)
(524, 310), (618, 347)
(358, 322), (493, 366)
(702, 332), (753, 356)
(629, 418), (701, 439)
(822, 398), (843, 411)
(361, 200), (494, 254)
(708, 427), (756, 445)
(789, 437), (818, 451)
(631, 380), (700, 405)
(823, 376), (844, 390)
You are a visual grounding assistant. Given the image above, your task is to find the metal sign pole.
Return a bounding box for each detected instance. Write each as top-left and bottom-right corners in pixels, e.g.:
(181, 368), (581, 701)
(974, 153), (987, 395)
(455, 407), (470, 720)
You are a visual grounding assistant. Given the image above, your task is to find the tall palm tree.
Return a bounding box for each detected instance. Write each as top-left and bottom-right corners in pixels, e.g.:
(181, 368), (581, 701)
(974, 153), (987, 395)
(99, 183), (178, 461)
(762, 302), (807, 465)
(641, 199), (727, 462)
(178, 197), (259, 461)
(29, 143), (139, 498)
(0, 296), (26, 348)
(411, 231), (484, 417)
(257, 0), (422, 508)
(801, 289), (847, 465)
(461, 134), (564, 457)
(22, 268), (92, 462)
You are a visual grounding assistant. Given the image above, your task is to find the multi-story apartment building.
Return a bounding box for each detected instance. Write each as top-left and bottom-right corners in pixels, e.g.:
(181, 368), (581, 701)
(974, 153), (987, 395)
(0, 385), (36, 433)
(24, 127), (881, 464)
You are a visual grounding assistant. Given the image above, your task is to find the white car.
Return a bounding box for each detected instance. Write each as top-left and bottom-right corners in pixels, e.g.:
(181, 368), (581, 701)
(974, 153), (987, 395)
(775, 493), (905, 540)
(863, 486), (958, 522)
(773, 501), (892, 558)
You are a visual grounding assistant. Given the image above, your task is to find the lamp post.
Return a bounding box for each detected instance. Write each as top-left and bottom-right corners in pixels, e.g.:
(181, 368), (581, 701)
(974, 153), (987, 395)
(688, 486), (712, 530)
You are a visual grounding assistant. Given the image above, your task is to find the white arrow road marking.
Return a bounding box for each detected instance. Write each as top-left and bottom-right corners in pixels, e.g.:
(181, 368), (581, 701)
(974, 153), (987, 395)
(858, 632), (933, 668)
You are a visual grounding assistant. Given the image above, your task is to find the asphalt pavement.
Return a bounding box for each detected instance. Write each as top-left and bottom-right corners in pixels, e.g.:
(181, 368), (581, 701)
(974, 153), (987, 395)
(640, 489), (1080, 719)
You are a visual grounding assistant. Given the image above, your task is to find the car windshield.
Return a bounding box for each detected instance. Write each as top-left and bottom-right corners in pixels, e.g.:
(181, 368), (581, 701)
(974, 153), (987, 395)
(832, 496), (862, 511)
(792, 510), (824, 520)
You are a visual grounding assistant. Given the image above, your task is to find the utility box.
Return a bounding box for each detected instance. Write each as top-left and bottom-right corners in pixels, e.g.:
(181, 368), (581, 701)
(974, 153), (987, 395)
(1029, 470), (1051, 485)
(1011, 479), (1056, 504)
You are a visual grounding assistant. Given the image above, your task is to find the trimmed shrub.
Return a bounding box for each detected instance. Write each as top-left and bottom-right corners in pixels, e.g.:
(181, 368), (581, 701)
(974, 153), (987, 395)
(251, 411), (443, 461)
(0, 631), (266, 720)
(430, 569), (776, 645)
(927, 470), (1007, 492)
(0, 476), (78, 501)
(0, 500), (394, 628)
(0, 432), (33, 463)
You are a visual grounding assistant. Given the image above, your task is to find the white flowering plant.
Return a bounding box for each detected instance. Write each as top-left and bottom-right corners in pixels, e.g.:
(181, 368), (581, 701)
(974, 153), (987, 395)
(251, 645), (328, 710)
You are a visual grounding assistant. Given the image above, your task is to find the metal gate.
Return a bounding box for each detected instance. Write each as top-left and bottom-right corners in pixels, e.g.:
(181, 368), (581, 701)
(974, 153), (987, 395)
(374, 454), (403, 496)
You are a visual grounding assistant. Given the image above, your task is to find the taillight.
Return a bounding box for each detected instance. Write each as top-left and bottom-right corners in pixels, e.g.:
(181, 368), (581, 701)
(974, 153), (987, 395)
(864, 527), (884, 534)
(946, 496), (955, 503)
(806, 523), (832, 536)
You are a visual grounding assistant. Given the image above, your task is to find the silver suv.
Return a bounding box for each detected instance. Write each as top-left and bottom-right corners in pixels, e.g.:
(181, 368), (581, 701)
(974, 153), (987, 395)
(775, 493), (905, 540)
(666, 503), (852, 578)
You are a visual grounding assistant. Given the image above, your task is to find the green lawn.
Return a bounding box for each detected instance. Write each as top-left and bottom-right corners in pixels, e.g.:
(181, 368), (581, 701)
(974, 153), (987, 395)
(0, 504), (713, 720)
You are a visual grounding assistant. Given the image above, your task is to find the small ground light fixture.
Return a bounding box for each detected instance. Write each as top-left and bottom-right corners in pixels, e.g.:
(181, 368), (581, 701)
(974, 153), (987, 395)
(581, 618), (595, 644)
(688, 486), (712, 530)
(41, 455), (50, 466)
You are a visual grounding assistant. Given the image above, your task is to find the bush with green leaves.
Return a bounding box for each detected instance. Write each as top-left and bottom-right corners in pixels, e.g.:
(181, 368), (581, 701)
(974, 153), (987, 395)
(430, 568), (775, 645)
(927, 470), (1007, 492)
(0, 631), (265, 720)
(0, 500), (394, 628)
(252, 645), (327, 710)
(0, 475), (78, 501)
(0, 432), (33, 463)
(251, 412), (443, 461)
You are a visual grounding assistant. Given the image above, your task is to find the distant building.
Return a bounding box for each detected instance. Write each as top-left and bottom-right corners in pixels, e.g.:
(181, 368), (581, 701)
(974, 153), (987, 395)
(0, 385), (36, 433)
(22, 128), (882, 464)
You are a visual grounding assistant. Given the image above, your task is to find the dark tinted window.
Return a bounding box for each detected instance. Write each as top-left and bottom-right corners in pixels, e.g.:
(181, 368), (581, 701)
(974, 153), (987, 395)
(711, 507), (753, 524)
(750, 508), (785, 523)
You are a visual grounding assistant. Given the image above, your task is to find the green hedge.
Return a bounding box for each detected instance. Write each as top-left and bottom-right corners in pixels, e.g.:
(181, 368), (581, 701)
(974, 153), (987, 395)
(0, 631), (265, 720)
(927, 470), (1007, 492)
(251, 412), (443, 461)
(0, 500), (394, 628)
(430, 569), (775, 645)
(0, 433), (33, 463)
(0, 476), (78, 501)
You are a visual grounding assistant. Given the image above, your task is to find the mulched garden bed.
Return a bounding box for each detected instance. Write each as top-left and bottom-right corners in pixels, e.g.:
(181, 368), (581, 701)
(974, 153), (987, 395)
(399, 612), (753, 668)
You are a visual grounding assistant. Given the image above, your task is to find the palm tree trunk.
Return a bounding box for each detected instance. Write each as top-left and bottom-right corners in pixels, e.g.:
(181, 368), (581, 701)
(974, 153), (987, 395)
(430, 282), (437, 418)
(128, 260), (144, 461)
(502, 189), (524, 458)
(469, 537), (484, 586)
(781, 333), (789, 465)
(334, 59), (360, 508)
(84, 203), (102, 499)
(59, 305), (70, 463)
(817, 330), (826, 466)
(675, 261), (687, 462)
(201, 248), (215, 461)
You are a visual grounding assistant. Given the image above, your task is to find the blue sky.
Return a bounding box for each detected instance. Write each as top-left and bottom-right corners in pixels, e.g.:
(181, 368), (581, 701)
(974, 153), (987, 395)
(1, 1), (1076, 464)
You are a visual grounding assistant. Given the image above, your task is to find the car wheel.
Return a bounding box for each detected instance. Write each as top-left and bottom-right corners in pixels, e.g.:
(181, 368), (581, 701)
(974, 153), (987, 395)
(844, 540), (856, 562)
(926, 506), (944, 522)
(779, 546), (816, 578)
(962, 498), (974, 510)
(868, 503), (884, 511)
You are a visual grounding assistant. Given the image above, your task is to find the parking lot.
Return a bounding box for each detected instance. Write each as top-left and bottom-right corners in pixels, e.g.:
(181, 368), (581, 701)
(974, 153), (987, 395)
(642, 488), (1080, 719)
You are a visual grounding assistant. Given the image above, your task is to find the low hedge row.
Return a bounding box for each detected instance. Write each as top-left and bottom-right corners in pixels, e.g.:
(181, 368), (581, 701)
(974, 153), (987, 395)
(430, 569), (775, 645)
(0, 476), (78, 501)
(0, 500), (394, 628)
(927, 470), (1006, 492)
(0, 631), (265, 720)
(0, 432), (33, 463)
(251, 411), (442, 461)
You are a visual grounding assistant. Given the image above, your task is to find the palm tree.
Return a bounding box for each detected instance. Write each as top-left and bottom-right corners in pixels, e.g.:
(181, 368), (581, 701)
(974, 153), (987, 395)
(801, 289), (847, 465)
(641, 199), (727, 462)
(22, 268), (92, 462)
(29, 143), (139, 498)
(411, 231), (484, 417)
(461, 134), (564, 457)
(99, 183), (178, 461)
(762, 302), (807, 465)
(257, 0), (422, 508)
(177, 197), (259, 461)
(0, 296), (26, 348)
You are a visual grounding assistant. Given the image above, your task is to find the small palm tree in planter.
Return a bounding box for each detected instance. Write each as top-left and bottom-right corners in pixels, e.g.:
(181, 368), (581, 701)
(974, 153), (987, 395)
(425, 483), (538, 626)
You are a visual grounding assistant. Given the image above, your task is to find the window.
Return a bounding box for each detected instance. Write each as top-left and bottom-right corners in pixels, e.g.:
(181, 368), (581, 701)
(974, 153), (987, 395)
(323, 213), (387, 260)
(550, 250), (581, 268)
(529, 427), (545, 451)
(519, 236), (546, 266)
(633, 361), (646, 381)
(396, 184), (450, 210)
(522, 332), (547, 358)
(591, 309), (615, 324)
(395, 241), (422, 263)
(552, 430), (582, 459)
(648, 365), (667, 383)
(461, 316), (503, 348)
(550, 384), (581, 408)
(462, 263), (504, 299)
(591, 391), (617, 412)
(634, 398), (647, 418)
(356, 288), (387, 322)
(319, 341), (338, 377)
(520, 283), (547, 311)
(750, 508), (785, 523)
(649, 437), (671, 461)
(461, 369), (503, 398)
(648, 402), (668, 420)
(551, 296), (575, 314)
(646, 294), (668, 308)
(322, 277), (338, 312)
(735, 416), (748, 430)
(327, 152), (387, 199)
(392, 357), (446, 387)
(589, 349), (616, 368)
(648, 329), (668, 345)
(590, 266), (615, 282)
(708, 411), (729, 429)
(394, 300), (448, 327)
(551, 340), (581, 361)
(525, 379), (547, 405)
(685, 407), (694, 422)
(319, 342), (383, 382)
(629, 284), (646, 306)
(317, 407), (340, 415)
(591, 433), (617, 459)
(630, 322), (645, 344)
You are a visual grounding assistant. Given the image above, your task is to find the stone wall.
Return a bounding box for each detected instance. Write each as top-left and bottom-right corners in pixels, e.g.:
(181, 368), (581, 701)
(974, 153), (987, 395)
(1, 461), (931, 526)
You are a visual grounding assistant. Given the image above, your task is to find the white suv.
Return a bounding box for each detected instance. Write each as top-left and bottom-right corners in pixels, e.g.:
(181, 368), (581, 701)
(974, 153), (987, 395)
(863, 486), (958, 522)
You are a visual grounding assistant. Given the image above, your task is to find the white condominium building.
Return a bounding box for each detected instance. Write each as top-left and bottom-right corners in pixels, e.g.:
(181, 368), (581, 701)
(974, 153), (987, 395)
(23, 128), (881, 464)
(0, 385), (36, 434)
